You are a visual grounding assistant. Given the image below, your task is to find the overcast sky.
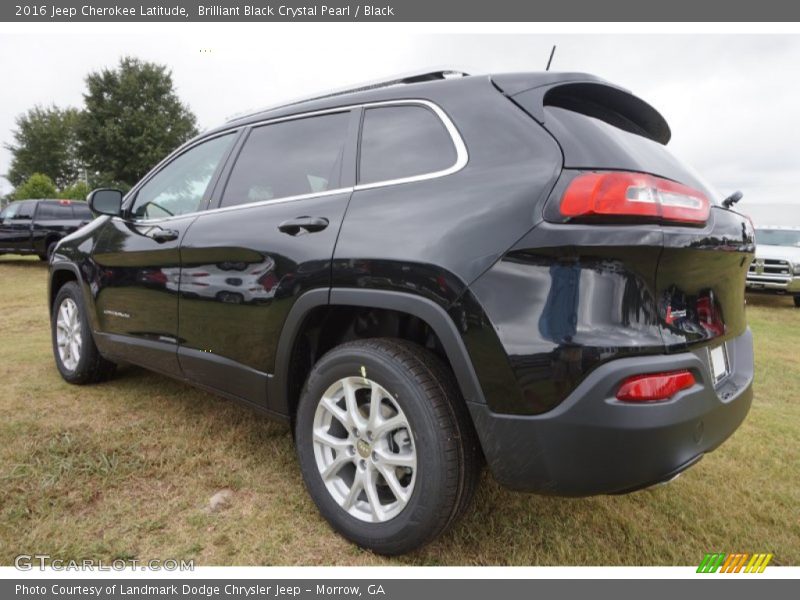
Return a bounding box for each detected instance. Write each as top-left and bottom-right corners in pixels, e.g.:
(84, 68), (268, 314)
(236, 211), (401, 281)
(0, 31), (798, 225)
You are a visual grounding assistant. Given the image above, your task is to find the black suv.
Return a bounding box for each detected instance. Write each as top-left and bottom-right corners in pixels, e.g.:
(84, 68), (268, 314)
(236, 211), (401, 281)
(0, 198), (93, 260)
(48, 71), (755, 555)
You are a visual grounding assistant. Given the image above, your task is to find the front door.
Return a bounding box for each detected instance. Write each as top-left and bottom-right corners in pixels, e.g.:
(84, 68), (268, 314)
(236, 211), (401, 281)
(177, 109), (358, 409)
(0, 201), (34, 252)
(91, 132), (238, 376)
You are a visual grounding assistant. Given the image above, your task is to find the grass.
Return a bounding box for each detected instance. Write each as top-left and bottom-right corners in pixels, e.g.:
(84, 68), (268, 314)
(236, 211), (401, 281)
(0, 254), (798, 566)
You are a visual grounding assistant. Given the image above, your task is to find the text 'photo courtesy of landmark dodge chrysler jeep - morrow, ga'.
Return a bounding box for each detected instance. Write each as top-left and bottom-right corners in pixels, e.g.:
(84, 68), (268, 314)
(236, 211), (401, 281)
(48, 70), (755, 555)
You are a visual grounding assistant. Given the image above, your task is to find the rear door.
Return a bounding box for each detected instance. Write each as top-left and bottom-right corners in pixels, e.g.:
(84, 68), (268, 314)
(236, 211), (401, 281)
(91, 132), (238, 376)
(177, 109), (358, 409)
(31, 200), (74, 254)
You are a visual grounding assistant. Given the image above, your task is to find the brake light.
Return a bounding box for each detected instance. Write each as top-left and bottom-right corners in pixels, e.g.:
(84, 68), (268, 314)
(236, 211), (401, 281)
(616, 370), (696, 402)
(561, 172), (710, 225)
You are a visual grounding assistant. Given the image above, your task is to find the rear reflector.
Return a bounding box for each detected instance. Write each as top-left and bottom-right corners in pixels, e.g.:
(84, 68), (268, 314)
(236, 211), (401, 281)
(616, 370), (696, 402)
(561, 171), (710, 224)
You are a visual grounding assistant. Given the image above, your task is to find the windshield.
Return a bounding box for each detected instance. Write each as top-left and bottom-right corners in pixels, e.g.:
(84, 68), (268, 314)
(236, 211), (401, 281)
(756, 229), (800, 247)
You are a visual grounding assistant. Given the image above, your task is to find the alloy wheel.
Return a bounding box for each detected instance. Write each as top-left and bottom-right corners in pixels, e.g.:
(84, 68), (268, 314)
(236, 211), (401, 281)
(312, 376), (417, 523)
(55, 298), (82, 371)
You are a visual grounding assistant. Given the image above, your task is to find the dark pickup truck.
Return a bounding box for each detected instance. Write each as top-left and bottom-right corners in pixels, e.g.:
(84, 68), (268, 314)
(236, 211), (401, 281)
(0, 199), (94, 261)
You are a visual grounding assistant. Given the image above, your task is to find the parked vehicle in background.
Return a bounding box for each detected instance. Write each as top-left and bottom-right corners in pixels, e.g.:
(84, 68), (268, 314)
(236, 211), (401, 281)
(47, 70), (755, 555)
(0, 199), (94, 261)
(747, 226), (800, 307)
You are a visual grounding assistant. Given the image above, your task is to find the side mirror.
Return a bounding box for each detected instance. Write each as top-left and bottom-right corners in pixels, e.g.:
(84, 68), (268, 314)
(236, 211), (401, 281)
(88, 188), (123, 217)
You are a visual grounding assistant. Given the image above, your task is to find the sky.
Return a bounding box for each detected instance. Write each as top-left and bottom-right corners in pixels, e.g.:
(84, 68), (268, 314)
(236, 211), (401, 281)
(0, 29), (798, 225)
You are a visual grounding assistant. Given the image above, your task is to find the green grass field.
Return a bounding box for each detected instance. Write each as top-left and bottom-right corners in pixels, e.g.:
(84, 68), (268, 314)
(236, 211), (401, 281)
(1, 255), (798, 566)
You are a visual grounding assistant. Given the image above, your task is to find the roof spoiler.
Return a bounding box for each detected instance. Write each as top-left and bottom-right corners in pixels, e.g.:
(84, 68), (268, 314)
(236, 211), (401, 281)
(492, 72), (671, 145)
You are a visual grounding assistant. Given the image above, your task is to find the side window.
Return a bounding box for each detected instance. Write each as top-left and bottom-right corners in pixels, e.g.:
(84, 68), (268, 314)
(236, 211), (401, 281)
(16, 202), (35, 220)
(37, 202), (73, 220)
(221, 112), (350, 208)
(72, 203), (94, 220)
(131, 133), (235, 219)
(358, 105), (457, 185)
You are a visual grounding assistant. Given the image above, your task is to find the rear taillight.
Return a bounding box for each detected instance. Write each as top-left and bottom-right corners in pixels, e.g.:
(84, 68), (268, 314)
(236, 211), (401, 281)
(560, 171), (710, 225)
(616, 370), (696, 402)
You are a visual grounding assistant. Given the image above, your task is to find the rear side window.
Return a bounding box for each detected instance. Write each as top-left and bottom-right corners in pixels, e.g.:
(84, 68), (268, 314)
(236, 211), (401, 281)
(37, 202), (73, 220)
(72, 203), (93, 220)
(358, 105), (457, 185)
(221, 112), (350, 208)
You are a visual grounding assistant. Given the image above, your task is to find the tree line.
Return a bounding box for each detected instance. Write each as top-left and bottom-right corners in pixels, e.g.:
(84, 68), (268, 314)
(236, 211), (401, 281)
(4, 56), (198, 202)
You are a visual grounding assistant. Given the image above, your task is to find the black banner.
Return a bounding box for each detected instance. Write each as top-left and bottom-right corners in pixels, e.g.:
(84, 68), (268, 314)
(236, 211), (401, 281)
(3, 0), (800, 22)
(5, 579), (799, 600)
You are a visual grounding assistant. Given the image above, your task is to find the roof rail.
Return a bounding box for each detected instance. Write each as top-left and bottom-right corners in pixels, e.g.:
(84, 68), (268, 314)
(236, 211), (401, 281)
(226, 69), (470, 123)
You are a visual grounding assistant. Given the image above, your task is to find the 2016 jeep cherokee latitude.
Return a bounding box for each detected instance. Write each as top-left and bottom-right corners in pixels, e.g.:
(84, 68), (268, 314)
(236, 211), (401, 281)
(48, 71), (755, 555)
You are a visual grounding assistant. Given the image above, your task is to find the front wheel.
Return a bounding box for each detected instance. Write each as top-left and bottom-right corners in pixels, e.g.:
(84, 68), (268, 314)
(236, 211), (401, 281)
(295, 338), (480, 555)
(51, 282), (116, 384)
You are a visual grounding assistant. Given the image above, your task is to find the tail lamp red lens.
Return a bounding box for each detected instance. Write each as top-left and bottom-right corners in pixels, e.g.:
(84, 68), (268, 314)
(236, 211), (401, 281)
(560, 171), (710, 224)
(616, 370), (696, 402)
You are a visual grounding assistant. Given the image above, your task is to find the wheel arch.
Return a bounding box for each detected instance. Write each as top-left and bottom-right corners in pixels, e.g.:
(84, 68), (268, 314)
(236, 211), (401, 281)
(270, 288), (486, 419)
(49, 263), (81, 315)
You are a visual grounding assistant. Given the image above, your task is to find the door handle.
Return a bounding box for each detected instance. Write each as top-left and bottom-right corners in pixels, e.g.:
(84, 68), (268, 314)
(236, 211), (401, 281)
(149, 228), (179, 243)
(278, 216), (329, 236)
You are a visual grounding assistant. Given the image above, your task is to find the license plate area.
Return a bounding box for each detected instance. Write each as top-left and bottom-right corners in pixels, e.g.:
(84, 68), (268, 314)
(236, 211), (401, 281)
(707, 343), (730, 384)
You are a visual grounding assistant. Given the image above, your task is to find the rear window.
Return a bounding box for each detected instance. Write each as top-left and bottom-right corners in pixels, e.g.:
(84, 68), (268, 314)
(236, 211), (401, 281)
(358, 105), (456, 185)
(511, 84), (719, 202)
(37, 202), (73, 220)
(543, 106), (716, 200)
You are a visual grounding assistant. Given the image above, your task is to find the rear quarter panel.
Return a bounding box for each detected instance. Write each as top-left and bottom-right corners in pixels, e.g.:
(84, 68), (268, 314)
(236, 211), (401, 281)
(332, 77), (564, 304)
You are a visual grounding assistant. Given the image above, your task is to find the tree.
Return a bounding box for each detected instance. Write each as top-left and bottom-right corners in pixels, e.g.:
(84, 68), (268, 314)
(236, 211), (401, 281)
(5, 106), (81, 188)
(78, 57), (198, 188)
(11, 173), (57, 200)
(60, 180), (91, 201)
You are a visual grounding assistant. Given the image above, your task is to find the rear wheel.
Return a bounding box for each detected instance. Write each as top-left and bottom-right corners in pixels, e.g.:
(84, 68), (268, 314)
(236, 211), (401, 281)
(295, 338), (480, 555)
(51, 282), (116, 384)
(38, 240), (58, 261)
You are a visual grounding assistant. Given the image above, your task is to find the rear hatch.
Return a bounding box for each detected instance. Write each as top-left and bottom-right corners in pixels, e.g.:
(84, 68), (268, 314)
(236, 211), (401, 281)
(499, 75), (755, 353)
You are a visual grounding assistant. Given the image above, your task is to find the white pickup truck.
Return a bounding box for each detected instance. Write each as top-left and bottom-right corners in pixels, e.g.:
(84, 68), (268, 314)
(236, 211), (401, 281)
(747, 226), (800, 307)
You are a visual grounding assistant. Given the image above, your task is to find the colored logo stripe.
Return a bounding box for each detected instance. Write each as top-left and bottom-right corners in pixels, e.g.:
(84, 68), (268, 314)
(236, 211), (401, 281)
(697, 553), (773, 573)
(697, 553), (726, 573)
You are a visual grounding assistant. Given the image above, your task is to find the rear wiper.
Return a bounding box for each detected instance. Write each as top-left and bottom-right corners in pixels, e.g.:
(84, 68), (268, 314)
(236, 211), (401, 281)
(722, 190), (743, 209)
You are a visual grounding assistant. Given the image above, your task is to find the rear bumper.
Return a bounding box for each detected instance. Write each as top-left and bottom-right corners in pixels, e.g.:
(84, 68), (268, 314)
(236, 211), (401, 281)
(468, 328), (754, 495)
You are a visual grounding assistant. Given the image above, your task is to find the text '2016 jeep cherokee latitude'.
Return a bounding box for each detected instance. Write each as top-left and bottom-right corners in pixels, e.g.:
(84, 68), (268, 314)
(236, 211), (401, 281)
(49, 71), (755, 555)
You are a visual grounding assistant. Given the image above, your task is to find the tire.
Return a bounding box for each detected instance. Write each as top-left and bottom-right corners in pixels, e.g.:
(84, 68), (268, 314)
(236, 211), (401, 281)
(295, 338), (480, 555)
(51, 281), (116, 384)
(38, 240), (58, 261)
(794, 295), (800, 308)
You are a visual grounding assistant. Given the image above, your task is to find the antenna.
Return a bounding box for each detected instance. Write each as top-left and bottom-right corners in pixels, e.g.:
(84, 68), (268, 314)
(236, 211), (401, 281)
(546, 45), (557, 71)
